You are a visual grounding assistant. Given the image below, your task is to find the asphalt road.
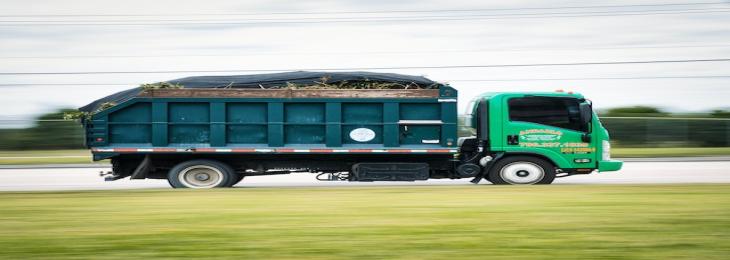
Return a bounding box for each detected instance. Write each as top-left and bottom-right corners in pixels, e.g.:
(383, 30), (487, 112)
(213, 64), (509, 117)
(0, 161), (728, 191)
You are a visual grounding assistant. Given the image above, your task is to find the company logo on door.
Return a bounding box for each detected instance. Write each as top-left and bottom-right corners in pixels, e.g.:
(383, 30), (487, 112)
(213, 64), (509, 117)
(519, 129), (563, 141)
(350, 128), (376, 142)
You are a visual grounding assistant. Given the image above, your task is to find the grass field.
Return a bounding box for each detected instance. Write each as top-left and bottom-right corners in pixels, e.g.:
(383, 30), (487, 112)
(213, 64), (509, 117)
(1, 147), (729, 165)
(0, 185), (728, 259)
(0, 150), (100, 165)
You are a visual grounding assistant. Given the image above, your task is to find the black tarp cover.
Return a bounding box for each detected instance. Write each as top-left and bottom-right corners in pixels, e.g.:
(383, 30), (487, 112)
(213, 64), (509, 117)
(79, 71), (442, 112)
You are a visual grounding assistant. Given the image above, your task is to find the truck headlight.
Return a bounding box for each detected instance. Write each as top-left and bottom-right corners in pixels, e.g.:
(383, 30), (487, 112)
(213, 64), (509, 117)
(602, 140), (611, 161)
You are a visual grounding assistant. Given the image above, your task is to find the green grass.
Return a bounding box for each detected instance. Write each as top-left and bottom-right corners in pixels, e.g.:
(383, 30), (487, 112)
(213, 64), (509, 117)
(0, 150), (100, 165)
(0, 185), (728, 259)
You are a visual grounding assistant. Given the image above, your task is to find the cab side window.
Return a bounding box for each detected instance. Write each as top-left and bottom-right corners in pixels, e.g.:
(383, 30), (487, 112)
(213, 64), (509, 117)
(508, 97), (582, 131)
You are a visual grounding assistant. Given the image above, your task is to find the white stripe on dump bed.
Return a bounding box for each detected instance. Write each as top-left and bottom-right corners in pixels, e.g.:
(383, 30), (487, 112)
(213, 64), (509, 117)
(91, 148), (458, 153)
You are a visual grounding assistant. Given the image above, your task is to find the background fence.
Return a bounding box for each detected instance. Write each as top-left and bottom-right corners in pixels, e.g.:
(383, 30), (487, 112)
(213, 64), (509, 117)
(601, 117), (730, 148)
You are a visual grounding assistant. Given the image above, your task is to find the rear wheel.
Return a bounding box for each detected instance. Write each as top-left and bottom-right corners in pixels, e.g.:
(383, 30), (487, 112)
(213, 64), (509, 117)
(168, 160), (234, 189)
(488, 156), (555, 185)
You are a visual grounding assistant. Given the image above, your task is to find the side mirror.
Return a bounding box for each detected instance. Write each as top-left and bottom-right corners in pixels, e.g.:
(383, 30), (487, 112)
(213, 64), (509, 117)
(579, 103), (593, 142)
(579, 103), (593, 125)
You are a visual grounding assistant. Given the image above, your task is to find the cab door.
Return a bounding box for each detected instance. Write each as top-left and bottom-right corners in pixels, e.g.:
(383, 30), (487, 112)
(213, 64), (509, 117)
(502, 95), (596, 169)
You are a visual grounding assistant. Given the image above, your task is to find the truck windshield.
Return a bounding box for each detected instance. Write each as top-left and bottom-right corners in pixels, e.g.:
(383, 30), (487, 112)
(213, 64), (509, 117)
(508, 97), (583, 131)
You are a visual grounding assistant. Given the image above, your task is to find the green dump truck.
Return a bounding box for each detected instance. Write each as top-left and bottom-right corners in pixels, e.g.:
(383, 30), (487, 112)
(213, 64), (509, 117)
(80, 72), (621, 188)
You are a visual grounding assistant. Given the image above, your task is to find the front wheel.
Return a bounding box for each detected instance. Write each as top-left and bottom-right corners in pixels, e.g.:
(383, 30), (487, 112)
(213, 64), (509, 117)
(488, 156), (555, 185)
(168, 160), (234, 189)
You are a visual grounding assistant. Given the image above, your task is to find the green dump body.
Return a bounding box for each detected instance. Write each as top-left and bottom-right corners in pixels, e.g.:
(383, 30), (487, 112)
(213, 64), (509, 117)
(87, 87), (459, 160)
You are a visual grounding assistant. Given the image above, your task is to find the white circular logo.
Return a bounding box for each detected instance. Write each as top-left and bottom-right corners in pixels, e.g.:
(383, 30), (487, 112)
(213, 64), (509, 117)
(349, 128), (376, 142)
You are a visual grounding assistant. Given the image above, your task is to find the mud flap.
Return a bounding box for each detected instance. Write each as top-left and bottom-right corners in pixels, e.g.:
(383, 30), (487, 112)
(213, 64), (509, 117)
(129, 155), (151, 180)
(470, 153), (504, 184)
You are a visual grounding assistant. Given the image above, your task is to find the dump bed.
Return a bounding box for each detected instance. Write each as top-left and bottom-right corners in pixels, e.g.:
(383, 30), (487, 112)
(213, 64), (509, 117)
(87, 87), (458, 160)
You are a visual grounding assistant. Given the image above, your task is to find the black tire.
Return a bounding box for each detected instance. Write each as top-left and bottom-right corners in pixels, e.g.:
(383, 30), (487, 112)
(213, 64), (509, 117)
(167, 159), (234, 189)
(488, 156), (555, 185)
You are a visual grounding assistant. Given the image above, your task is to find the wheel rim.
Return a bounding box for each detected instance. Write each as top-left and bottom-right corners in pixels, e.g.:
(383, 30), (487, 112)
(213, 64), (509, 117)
(178, 165), (224, 188)
(499, 162), (545, 185)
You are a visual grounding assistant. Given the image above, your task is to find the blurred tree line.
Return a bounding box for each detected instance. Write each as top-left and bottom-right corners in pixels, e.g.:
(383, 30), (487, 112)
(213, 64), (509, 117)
(599, 106), (730, 148)
(0, 107), (728, 150)
(457, 106), (730, 148)
(0, 109), (85, 150)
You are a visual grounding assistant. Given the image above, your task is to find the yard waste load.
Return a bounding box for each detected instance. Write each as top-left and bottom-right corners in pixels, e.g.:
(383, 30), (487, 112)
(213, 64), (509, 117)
(76, 71), (621, 188)
(79, 71), (442, 113)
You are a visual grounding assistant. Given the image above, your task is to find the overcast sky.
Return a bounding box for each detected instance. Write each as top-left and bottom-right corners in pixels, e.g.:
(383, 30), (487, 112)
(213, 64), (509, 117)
(1, 0), (729, 126)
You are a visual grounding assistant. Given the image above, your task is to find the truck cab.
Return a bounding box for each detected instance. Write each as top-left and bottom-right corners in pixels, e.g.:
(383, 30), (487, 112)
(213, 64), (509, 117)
(462, 91), (622, 184)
